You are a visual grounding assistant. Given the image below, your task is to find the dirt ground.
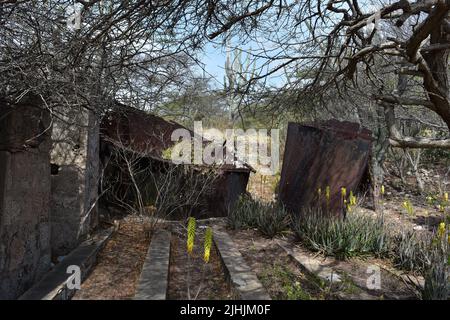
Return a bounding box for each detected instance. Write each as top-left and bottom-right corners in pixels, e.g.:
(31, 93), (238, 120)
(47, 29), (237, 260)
(378, 162), (448, 232)
(224, 227), (417, 300)
(225, 227), (326, 300)
(248, 162), (448, 234)
(72, 217), (151, 300)
(167, 224), (232, 300)
(71, 160), (445, 300)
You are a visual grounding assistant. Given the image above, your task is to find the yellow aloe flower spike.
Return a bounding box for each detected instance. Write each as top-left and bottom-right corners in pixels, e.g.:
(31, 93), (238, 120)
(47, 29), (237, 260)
(346, 203), (353, 212)
(187, 217), (196, 255)
(341, 187), (347, 198)
(380, 185), (385, 195)
(325, 186), (330, 201)
(437, 222), (446, 239)
(203, 227), (213, 263)
(349, 191), (357, 206)
(402, 200), (414, 216)
(444, 192), (448, 202)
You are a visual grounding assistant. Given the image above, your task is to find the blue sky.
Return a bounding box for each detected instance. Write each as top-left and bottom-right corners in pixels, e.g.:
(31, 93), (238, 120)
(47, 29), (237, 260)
(197, 41), (287, 90)
(195, 0), (386, 90)
(198, 42), (227, 89)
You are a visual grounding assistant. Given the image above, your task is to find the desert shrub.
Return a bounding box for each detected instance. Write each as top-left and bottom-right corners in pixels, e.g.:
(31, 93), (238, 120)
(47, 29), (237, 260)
(422, 245), (449, 300)
(228, 195), (261, 229)
(256, 204), (290, 238)
(392, 230), (430, 272)
(228, 195), (290, 238)
(394, 228), (449, 300)
(292, 207), (392, 259)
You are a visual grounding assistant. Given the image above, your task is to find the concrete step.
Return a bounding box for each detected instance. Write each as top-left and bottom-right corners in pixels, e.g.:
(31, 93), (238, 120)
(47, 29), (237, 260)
(134, 230), (171, 300)
(19, 227), (113, 300)
(213, 228), (271, 300)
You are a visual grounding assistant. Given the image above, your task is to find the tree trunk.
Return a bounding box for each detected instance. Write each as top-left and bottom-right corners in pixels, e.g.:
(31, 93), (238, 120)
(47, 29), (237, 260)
(370, 105), (390, 213)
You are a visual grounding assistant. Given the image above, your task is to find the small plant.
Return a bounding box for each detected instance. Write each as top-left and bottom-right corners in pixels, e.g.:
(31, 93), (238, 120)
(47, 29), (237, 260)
(422, 233), (449, 300)
(292, 207), (391, 259)
(203, 227), (213, 263)
(260, 264), (312, 300)
(284, 281), (312, 300)
(187, 217), (196, 255)
(393, 230), (429, 272)
(185, 217), (214, 300)
(256, 204), (290, 238)
(227, 195), (261, 229)
(393, 226), (449, 300)
(228, 195), (290, 238)
(402, 199), (414, 216)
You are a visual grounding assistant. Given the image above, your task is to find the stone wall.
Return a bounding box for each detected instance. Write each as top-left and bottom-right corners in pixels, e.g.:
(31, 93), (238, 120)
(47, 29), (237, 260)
(0, 102), (52, 299)
(50, 107), (99, 256)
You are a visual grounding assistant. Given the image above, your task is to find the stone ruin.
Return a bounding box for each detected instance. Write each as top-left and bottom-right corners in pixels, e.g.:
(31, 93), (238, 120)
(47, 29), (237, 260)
(0, 99), (251, 299)
(0, 97), (99, 299)
(0, 98), (372, 299)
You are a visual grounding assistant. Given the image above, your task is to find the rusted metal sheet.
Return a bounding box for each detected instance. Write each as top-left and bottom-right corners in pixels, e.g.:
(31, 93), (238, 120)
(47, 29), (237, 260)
(279, 120), (372, 216)
(205, 171), (250, 217)
(101, 103), (190, 158)
(100, 103), (251, 218)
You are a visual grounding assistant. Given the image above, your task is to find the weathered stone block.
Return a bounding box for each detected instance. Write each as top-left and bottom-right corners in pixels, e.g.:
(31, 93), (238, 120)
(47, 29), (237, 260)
(0, 101), (52, 299)
(50, 107), (99, 255)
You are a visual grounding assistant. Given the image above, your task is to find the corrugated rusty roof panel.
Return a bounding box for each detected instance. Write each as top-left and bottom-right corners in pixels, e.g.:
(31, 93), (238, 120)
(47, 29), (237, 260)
(100, 103), (253, 173)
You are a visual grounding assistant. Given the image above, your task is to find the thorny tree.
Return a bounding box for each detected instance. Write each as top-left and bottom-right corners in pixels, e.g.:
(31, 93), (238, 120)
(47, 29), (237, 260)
(2, 1), (449, 137)
(2, 0), (449, 205)
(101, 136), (219, 230)
(198, 0), (450, 150)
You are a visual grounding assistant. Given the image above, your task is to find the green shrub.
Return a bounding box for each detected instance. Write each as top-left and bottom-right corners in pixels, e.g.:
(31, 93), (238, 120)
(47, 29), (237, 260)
(256, 204), (290, 238)
(228, 195), (290, 238)
(292, 207), (392, 259)
(228, 195), (261, 229)
(422, 246), (449, 300)
(394, 229), (449, 300)
(392, 230), (430, 272)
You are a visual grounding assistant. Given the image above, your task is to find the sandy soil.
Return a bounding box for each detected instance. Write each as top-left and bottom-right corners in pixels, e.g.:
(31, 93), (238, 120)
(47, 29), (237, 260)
(224, 227), (417, 300)
(73, 217), (151, 300)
